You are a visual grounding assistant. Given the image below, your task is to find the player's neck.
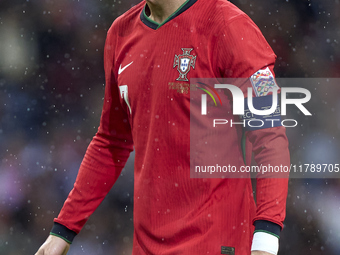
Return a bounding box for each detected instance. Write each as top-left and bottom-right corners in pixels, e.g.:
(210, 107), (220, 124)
(145, 0), (187, 24)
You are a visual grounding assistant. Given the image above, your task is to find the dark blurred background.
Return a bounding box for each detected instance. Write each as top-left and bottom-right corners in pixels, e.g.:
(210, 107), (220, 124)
(0, 0), (339, 254)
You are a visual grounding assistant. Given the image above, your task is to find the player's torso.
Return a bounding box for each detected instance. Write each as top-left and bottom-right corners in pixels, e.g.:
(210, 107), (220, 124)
(109, 2), (256, 254)
(110, 0), (248, 191)
(112, 3), (225, 167)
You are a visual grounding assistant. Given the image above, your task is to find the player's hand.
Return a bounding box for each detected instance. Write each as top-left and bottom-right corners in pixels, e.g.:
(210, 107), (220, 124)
(35, 235), (70, 255)
(251, 251), (275, 255)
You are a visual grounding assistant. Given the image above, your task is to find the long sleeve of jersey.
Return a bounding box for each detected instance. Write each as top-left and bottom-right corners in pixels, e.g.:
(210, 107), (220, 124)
(218, 12), (289, 235)
(51, 25), (134, 241)
(247, 126), (289, 231)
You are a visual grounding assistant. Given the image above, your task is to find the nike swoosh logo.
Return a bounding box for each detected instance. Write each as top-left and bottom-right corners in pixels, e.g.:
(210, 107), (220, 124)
(118, 61), (133, 75)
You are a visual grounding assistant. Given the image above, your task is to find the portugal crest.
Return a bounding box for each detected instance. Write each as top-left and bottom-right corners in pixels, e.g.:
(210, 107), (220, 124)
(173, 48), (196, 81)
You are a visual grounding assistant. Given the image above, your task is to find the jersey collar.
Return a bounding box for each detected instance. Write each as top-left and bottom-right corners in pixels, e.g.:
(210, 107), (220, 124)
(140, 0), (198, 30)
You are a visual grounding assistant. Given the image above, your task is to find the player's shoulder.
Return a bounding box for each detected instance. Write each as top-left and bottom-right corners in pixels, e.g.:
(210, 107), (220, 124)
(202, 0), (253, 26)
(107, 1), (145, 37)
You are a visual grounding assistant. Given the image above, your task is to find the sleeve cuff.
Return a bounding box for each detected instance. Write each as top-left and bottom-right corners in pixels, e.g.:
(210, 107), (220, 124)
(50, 222), (77, 244)
(254, 220), (281, 238)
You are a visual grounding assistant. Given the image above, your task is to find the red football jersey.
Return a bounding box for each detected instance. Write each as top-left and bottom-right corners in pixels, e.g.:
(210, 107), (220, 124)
(52, 1), (289, 254)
